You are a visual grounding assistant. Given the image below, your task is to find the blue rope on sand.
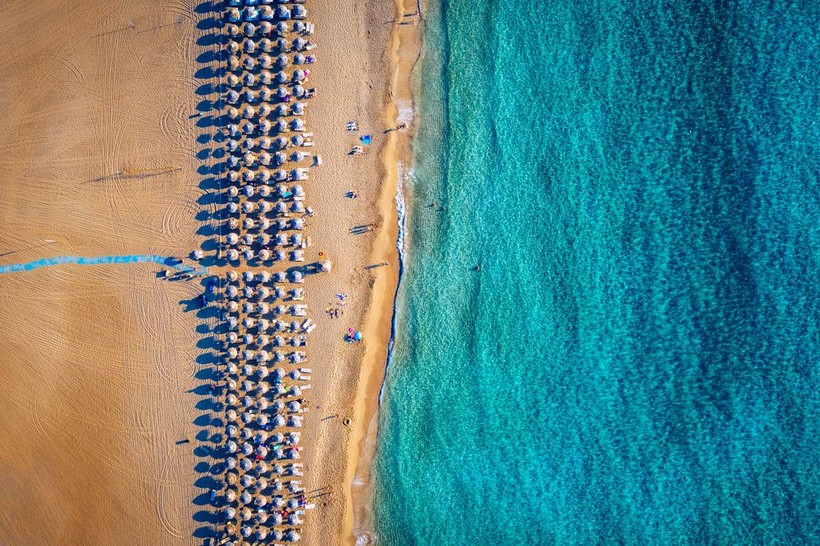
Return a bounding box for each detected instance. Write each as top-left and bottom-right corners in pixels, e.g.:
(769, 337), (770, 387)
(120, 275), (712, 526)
(0, 254), (207, 275)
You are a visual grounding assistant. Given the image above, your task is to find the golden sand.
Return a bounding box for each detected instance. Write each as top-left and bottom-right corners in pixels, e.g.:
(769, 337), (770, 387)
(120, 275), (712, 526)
(0, 0), (405, 544)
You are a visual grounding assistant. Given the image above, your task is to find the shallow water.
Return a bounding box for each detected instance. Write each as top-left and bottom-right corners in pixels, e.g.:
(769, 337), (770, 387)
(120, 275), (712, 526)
(374, 1), (820, 544)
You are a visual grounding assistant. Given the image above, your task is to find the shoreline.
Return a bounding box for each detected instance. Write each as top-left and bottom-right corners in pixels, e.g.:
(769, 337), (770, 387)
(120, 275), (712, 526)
(345, 0), (425, 543)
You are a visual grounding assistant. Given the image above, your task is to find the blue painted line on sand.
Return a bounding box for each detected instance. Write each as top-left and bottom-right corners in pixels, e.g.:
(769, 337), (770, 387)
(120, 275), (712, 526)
(0, 254), (208, 275)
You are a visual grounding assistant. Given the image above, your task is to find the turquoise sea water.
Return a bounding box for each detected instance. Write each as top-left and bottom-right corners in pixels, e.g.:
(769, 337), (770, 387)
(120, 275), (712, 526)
(374, 1), (820, 544)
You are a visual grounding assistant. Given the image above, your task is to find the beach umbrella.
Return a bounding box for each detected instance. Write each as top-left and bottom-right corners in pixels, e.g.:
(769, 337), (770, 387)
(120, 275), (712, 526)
(227, 54), (240, 71)
(227, 202), (239, 214)
(291, 150), (306, 162)
(319, 260), (333, 272)
(354, 331), (363, 341)
(292, 69), (306, 82)
(273, 320), (286, 331)
(226, 393), (238, 406)
(275, 5), (290, 19)
(293, 37), (306, 50)
(272, 415), (285, 427)
(242, 106), (255, 120)
(259, 37), (272, 52)
(242, 201), (254, 213)
(270, 512), (283, 525)
(290, 118), (305, 131)
(227, 73), (240, 87)
(257, 414), (269, 426)
(227, 170), (239, 183)
(242, 379), (254, 392)
(242, 395), (254, 408)
(275, 38), (288, 52)
(227, 331), (238, 343)
(258, 198), (271, 212)
(242, 72), (256, 86)
(293, 184), (304, 197)
(226, 40), (240, 55)
(286, 530), (301, 542)
(227, 424), (238, 438)
(290, 134), (304, 146)
(227, 107), (239, 120)
(288, 415), (303, 427)
(241, 474), (255, 488)
(293, 53), (305, 65)
(257, 397), (269, 410)
(242, 56), (256, 71)
(259, 119), (272, 133)
(257, 460), (269, 475)
(254, 494), (268, 508)
(291, 217), (304, 230)
(273, 119), (287, 133)
(260, 9), (274, 23)
(226, 184), (239, 197)
(226, 155), (239, 169)
(240, 458), (252, 472)
(241, 120), (255, 134)
(259, 70), (272, 85)
(293, 84), (305, 98)
(227, 440), (238, 453)
(258, 248), (271, 261)
(274, 136), (288, 149)
(226, 22), (240, 36)
(227, 315), (239, 328)
(243, 286), (254, 298)
(242, 170), (255, 183)
(226, 456), (237, 469)
(242, 442), (254, 456)
(240, 507), (252, 521)
(226, 89), (240, 104)
(243, 349), (255, 360)
(258, 234), (271, 246)
(293, 5), (307, 19)
(292, 102), (305, 115)
(226, 363), (238, 375)
(257, 350), (270, 362)
(258, 286), (270, 299)
(294, 21), (306, 34)
(288, 513), (302, 525)
(276, 21), (288, 35)
(274, 71), (288, 85)
(243, 89), (257, 103)
(242, 22), (256, 37)
(224, 506), (236, 520)
(240, 526), (252, 538)
(226, 283), (238, 296)
(291, 201), (305, 214)
(288, 401), (301, 412)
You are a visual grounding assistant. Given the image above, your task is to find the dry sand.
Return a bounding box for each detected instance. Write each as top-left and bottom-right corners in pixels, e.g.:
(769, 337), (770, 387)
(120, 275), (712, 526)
(0, 0), (404, 543)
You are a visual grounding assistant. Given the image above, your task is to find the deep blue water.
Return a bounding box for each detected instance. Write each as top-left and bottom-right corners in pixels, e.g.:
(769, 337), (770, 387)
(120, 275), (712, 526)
(373, 1), (820, 544)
